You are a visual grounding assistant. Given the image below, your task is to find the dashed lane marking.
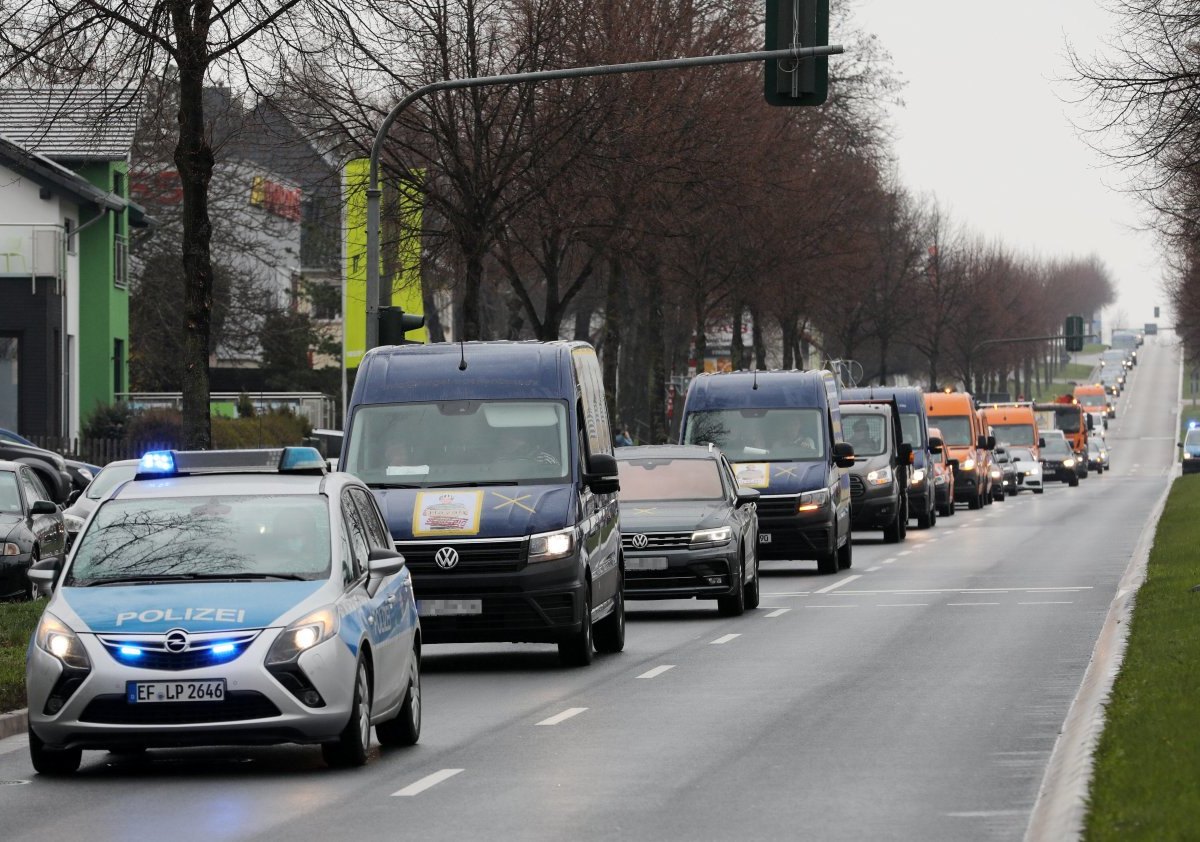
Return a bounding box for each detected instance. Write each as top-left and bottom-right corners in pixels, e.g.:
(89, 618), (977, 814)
(867, 566), (882, 572)
(1019, 601), (1074, 605)
(897, 550), (913, 556)
(806, 604), (859, 609)
(392, 769), (465, 797)
(638, 665), (675, 679)
(878, 603), (929, 607)
(765, 608), (790, 618)
(762, 591), (811, 597)
(947, 602), (1000, 606)
(536, 707), (588, 726)
(814, 574), (862, 594)
(709, 633), (741, 645)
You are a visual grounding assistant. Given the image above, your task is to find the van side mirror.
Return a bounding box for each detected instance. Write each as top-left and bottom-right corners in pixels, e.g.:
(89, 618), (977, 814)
(735, 487), (760, 507)
(30, 500), (58, 516)
(1039, 437), (1047, 448)
(832, 442), (855, 468)
(928, 436), (943, 452)
(584, 453), (620, 494)
(976, 435), (987, 449)
(986, 436), (996, 450)
(897, 443), (913, 464)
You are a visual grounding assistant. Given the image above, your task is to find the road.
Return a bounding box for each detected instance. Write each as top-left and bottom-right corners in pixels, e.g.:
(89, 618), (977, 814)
(0, 337), (1180, 842)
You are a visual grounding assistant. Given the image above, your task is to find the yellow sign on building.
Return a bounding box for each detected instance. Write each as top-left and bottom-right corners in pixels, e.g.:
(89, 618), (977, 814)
(343, 159), (426, 369)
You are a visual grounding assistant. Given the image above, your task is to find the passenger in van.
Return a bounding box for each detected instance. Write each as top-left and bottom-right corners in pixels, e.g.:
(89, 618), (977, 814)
(495, 426), (561, 466)
(384, 439), (430, 476)
(847, 418), (879, 455)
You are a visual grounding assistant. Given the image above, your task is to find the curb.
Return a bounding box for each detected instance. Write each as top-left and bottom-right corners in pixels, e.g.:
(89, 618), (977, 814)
(1025, 342), (1181, 841)
(0, 709), (27, 741)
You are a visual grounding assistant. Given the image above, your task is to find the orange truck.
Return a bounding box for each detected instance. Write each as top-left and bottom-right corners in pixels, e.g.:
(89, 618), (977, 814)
(925, 392), (993, 510)
(1074, 383), (1112, 422)
(980, 403), (1041, 459)
(1035, 397), (1090, 473)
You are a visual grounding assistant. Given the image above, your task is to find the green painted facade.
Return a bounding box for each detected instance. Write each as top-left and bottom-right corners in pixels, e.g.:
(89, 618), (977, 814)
(75, 160), (129, 424)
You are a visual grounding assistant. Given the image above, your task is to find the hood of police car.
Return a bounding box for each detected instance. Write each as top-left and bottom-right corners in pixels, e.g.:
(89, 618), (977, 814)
(55, 580), (329, 634)
(373, 483), (574, 541)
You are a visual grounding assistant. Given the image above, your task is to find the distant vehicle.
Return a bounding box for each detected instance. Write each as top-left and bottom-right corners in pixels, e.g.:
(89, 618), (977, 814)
(615, 445), (760, 615)
(926, 391), (994, 511)
(841, 401), (913, 542)
(1111, 331), (1139, 353)
(682, 369), (856, 574)
(992, 447), (1019, 497)
(1035, 399), (1090, 479)
(977, 409), (997, 505)
(1144, 322), (1158, 335)
(981, 403), (1041, 460)
(1075, 383), (1114, 420)
(1099, 349), (1132, 371)
(1040, 438), (1080, 487)
(1008, 447), (1044, 494)
(0, 460), (67, 600)
(927, 426), (955, 516)
(1181, 426), (1200, 474)
(0, 429), (100, 493)
(1087, 439), (1109, 474)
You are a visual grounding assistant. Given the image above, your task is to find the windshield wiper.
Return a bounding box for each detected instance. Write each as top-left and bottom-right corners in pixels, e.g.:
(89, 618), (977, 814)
(366, 481), (423, 489)
(74, 572), (315, 586)
(436, 480), (519, 488)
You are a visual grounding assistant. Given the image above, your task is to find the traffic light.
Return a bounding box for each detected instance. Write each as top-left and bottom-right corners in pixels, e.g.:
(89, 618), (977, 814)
(379, 307), (426, 345)
(1064, 314), (1085, 352)
(764, 0), (829, 106)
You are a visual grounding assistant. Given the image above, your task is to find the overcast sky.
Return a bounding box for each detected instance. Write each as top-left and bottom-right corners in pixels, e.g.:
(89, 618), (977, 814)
(851, 0), (1164, 329)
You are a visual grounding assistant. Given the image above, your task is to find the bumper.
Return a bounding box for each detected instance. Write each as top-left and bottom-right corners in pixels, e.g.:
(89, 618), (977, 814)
(953, 473), (979, 502)
(0, 556), (32, 599)
(1183, 460), (1200, 474)
(1019, 473), (1043, 489)
(1044, 465), (1075, 482)
(850, 489), (899, 529)
(623, 543), (739, 600)
(27, 629), (358, 751)
(755, 510), (836, 561)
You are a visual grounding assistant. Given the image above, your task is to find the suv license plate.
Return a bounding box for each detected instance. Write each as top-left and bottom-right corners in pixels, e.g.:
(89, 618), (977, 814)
(127, 679), (226, 704)
(419, 599), (483, 617)
(626, 557), (668, 571)
(758, 533), (772, 544)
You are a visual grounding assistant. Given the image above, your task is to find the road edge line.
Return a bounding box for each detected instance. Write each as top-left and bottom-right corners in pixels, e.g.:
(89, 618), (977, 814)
(0, 709), (27, 741)
(1025, 341), (1180, 842)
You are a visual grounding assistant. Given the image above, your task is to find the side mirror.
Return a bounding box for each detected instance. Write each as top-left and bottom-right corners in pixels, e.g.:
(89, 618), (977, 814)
(986, 436), (996, 451)
(976, 435), (987, 449)
(928, 436), (943, 451)
(947, 458), (960, 469)
(1038, 437), (1046, 448)
(1086, 415), (1094, 431)
(367, 547), (406, 579)
(67, 489), (81, 505)
(735, 487), (760, 507)
(897, 443), (913, 464)
(30, 500), (57, 516)
(584, 453), (620, 495)
(27, 557), (61, 595)
(833, 442), (856, 468)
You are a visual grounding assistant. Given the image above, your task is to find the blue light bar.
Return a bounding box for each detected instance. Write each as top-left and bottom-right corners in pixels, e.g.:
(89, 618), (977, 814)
(1190, 421), (1198, 430)
(279, 446), (327, 473)
(210, 642), (236, 656)
(119, 645), (144, 658)
(139, 451), (176, 474)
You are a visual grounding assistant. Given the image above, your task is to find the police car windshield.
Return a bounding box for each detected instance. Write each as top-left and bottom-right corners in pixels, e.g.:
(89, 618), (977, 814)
(617, 458), (725, 502)
(345, 400), (571, 487)
(65, 495), (331, 585)
(684, 408), (825, 461)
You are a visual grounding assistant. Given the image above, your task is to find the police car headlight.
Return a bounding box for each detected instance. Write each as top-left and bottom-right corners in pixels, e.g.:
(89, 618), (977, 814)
(866, 466), (892, 486)
(63, 514), (86, 533)
(266, 607), (339, 665)
(35, 612), (91, 670)
(690, 526), (732, 548)
(529, 527), (575, 562)
(910, 469), (925, 485)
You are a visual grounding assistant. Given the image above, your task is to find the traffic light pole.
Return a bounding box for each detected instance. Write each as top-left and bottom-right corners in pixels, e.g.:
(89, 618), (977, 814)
(364, 43), (845, 349)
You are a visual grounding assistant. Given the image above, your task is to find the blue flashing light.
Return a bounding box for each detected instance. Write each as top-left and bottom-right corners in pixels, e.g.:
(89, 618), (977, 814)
(1190, 421), (1198, 430)
(139, 451), (176, 474)
(119, 646), (143, 658)
(279, 446), (327, 473)
(210, 642), (237, 656)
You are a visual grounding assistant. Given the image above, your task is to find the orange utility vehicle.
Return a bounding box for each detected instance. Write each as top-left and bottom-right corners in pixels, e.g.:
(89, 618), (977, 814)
(1035, 397), (1091, 478)
(981, 403), (1041, 459)
(926, 392), (994, 510)
(1074, 383), (1112, 422)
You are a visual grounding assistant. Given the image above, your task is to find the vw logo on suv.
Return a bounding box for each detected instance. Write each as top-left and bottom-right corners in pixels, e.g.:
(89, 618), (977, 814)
(434, 547), (460, 570)
(631, 534), (649, 549)
(164, 629), (189, 653)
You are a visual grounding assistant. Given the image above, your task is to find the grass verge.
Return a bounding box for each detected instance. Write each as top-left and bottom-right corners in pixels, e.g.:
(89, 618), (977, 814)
(1083, 342), (1108, 354)
(1085, 476), (1200, 840)
(0, 599), (44, 713)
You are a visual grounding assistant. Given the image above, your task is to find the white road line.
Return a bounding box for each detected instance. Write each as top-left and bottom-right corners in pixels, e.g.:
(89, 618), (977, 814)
(821, 586), (1092, 595)
(947, 602), (1000, 606)
(637, 665), (675, 679)
(1019, 601), (1074, 605)
(815, 574), (861, 594)
(878, 603), (928, 607)
(709, 633), (741, 645)
(762, 591), (812, 596)
(866, 565), (882, 572)
(392, 768), (465, 797)
(882, 557), (897, 564)
(765, 608), (791, 618)
(897, 551), (913, 557)
(806, 604), (858, 608)
(536, 707), (588, 726)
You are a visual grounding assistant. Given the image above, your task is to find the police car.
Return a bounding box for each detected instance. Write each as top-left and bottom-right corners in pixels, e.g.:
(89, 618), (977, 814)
(25, 448), (421, 775)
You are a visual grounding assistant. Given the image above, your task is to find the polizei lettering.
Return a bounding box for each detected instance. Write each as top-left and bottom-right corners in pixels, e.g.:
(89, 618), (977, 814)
(115, 608), (248, 626)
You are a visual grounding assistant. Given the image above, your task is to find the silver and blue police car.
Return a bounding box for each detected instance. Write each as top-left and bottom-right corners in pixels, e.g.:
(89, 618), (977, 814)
(25, 447), (421, 775)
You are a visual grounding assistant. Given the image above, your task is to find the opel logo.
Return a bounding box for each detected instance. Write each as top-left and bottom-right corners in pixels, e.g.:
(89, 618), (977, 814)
(631, 534), (649, 549)
(434, 547), (460, 570)
(164, 629), (189, 653)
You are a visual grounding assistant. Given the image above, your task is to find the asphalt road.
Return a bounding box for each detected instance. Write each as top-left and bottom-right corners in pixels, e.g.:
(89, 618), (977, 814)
(0, 337), (1180, 842)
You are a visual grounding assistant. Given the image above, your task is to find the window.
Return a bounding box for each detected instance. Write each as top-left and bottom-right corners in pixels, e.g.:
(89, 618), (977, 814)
(843, 414), (888, 457)
(18, 468), (49, 506)
(348, 487), (391, 549)
(64, 218), (76, 255)
(113, 339), (124, 395)
(0, 337), (16, 431)
(341, 493), (370, 582)
(684, 408), (826, 462)
(616, 458), (725, 502)
(113, 233), (128, 288)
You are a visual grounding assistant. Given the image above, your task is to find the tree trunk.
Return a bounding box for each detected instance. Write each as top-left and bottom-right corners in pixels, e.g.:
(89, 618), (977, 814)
(750, 306), (766, 369)
(601, 255), (622, 411)
(730, 305), (744, 370)
(573, 302), (592, 342)
(175, 51), (215, 450)
(780, 319), (795, 370)
(462, 249), (484, 339)
(648, 272), (667, 443)
(877, 337), (889, 386)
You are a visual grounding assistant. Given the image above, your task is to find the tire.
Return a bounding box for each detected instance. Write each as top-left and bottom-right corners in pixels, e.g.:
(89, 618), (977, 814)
(559, 585), (594, 667)
(744, 555), (761, 609)
(322, 656), (372, 768)
(837, 532), (853, 570)
(25, 546), (39, 601)
(717, 557), (746, 617)
(917, 508), (932, 529)
(968, 494), (982, 511)
(883, 501), (905, 543)
(1035, 488), (1045, 495)
(376, 650), (421, 748)
(29, 727), (81, 776)
(594, 580), (626, 653)
(1069, 477), (1079, 488)
(817, 529), (840, 575)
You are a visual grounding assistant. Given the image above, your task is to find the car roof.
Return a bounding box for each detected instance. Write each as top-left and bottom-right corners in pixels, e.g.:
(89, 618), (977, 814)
(0, 460), (23, 472)
(841, 403), (891, 417)
(616, 444), (719, 460)
(110, 471), (343, 500)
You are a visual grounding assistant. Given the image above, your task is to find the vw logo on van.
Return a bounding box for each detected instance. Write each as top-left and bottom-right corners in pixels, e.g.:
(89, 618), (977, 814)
(631, 534), (649, 549)
(164, 629), (189, 653)
(434, 547), (460, 570)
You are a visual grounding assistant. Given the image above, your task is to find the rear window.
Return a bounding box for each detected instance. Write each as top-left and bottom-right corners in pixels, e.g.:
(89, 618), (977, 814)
(617, 458), (725, 502)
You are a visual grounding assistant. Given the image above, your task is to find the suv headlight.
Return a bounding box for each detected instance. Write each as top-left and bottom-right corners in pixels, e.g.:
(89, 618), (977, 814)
(798, 489), (830, 512)
(960, 458), (976, 472)
(910, 468), (925, 485)
(35, 612), (91, 669)
(529, 527), (575, 563)
(266, 607), (339, 665)
(1063, 457), (1076, 468)
(866, 466), (893, 486)
(690, 526), (732, 548)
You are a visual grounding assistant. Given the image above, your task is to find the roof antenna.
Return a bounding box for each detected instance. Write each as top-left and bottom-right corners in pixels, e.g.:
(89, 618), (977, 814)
(458, 338), (468, 371)
(752, 367), (759, 390)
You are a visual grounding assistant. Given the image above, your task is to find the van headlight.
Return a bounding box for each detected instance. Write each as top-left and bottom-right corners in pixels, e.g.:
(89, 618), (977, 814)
(266, 607), (339, 665)
(35, 612), (91, 670)
(690, 527), (733, 548)
(1063, 458), (1076, 468)
(866, 467), (893, 486)
(797, 489), (830, 512)
(529, 527), (575, 562)
(960, 458), (976, 472)
(909, 468), (925, 485)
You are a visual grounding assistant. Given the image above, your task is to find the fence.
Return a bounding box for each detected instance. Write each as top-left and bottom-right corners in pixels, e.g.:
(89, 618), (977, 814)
(28, 437), (175, 466)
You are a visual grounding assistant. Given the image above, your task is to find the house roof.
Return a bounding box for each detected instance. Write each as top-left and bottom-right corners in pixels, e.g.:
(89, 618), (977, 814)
(0, 134), (126, 211)
(0, 86), (141, 161)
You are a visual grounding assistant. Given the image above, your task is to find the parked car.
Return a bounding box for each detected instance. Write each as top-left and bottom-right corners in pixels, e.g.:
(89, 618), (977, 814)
(1181, 426), (1200, 474)
(0, 428), (100, 492)
(60, 459), (139, 549)
(0, 438), (73, 504)
(1008, 447), (1044, 494)
(615, 445), (760, 616)
(927, 426), (955, 516)
(0, 460), (67, 600)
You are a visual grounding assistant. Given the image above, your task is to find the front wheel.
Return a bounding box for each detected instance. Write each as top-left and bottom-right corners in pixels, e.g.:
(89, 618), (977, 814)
(559, 586), (594, 667)
(376, 650), (421, 748)
(837, 532), (853, 569)
(26, 547), (40, 601)
(1034, 487), (1045, 495)
(1069, 477), (1079, 488)
(322, 656), (371, 768)
(717, 559), (746, 617)
(594, 581), (625, 653)
(817, 531), (840, 574)
(29, 728), (81, 776)
(744, 555), (761, 609)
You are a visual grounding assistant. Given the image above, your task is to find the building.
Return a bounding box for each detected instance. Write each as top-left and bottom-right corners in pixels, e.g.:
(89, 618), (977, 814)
(0, 87), (146, 437)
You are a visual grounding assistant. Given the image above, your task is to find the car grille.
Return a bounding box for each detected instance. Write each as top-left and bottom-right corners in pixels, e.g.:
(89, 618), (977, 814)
(621, 532), (691, 551)
(397, 539), (527, 574)
(418, 594), (576, 632)
(626, 560), (730, 592)
(97, 631), (260, 672)
(80, 692), (280, 725)
(756, 496), (798, 519)
(849, 475), (866, 500)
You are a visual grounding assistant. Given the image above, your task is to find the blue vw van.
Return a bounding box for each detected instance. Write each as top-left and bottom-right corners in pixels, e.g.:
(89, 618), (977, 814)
(842, 386), (940, 529)
(341, 341), (623, 667)
(679, 370), (855, 574)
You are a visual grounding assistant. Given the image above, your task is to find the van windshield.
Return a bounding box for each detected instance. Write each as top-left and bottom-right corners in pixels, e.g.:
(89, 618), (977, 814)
(1077, 392), (1105, 408)
(899, 414), (923, 448)
(345, 400), (571, 487)
(931, 415), (973, 446)
(990, 423), (1035, 446)
(684, 408), (825, 461)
